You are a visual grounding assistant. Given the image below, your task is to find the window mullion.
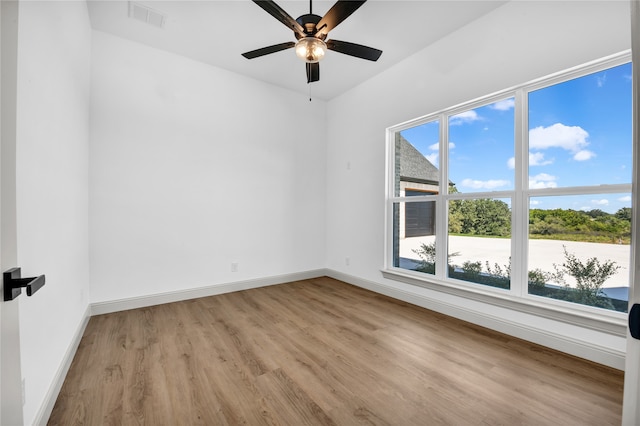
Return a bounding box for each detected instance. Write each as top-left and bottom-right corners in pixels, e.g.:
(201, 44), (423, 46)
(386, 129), (400, 269)
(436, 113), (449, 281)
(511, 88), (528, 298)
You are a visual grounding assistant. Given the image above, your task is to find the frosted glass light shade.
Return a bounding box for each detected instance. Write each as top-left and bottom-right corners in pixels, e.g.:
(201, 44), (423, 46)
(295, 37), (327, 63)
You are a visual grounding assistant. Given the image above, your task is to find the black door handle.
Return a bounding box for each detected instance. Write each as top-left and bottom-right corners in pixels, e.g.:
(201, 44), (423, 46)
(630, 304), (640, 340)
(3, 267), (45, 301)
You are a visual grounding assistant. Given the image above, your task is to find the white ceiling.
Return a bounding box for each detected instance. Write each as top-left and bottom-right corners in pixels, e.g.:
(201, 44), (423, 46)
(86, 0), (506, 100)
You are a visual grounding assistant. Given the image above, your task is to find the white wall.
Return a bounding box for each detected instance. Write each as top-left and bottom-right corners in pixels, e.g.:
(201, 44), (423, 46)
(326, 1), (631, 367)
(89, 31), (327, 303)
(15, 1), (92, 424)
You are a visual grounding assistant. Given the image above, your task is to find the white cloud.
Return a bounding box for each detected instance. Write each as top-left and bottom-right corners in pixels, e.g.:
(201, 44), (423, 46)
(460, 178), (510, 189)
(425, 153), (439, 166)
(529, 200), (541, 206)
(529, 173), (558, 189)
(490, 99), (515, 111)
(507, 152), (553, 170)
(529, 152), (554, 166)
(530, 181), (558, 189)
(618, 195), (632, 202)
(572, 150), (595, 161)
(529, 123), (589, 153)
(531, 173), (556, 181)
(596, 74), (607, 88)
(427, 142), (454, 152)
(450, 110), (480, 126)
(592, 199), (609, 206)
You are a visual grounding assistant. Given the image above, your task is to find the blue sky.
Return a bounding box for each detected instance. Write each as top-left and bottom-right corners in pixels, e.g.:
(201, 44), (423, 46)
(400, 62), (632, 214)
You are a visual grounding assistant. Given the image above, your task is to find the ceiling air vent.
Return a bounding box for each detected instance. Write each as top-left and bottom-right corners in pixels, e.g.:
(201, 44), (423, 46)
(128, 2), (166, 29)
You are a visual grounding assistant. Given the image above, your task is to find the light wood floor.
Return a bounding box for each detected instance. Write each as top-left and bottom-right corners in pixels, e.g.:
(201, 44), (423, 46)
(49, 277), (624, 425)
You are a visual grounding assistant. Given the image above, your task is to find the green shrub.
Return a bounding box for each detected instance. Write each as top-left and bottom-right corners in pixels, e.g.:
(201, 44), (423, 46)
(411, 242), (623, 311)
(554, 245), (619, 310)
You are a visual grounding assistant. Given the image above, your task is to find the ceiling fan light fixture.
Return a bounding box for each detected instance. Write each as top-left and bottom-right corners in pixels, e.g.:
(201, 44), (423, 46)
(295, 37), (327, 63)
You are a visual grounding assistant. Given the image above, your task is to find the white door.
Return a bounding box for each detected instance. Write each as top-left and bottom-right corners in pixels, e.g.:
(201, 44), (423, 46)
(622, 1), (640, 424)
(1, 1), (25, 424)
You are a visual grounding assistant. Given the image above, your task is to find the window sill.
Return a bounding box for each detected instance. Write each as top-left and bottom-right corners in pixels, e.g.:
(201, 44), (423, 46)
(381, 268), (627, 337)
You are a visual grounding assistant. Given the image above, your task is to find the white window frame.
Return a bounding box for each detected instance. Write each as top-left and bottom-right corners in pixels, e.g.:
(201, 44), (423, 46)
(383, 51), (632, 337)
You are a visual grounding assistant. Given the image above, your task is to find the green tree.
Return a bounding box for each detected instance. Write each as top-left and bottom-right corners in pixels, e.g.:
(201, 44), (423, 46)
(473, 199), (511, 236)
(529, 215), (564, 235)
(585, 209), (607, 219)
(450, 198), (510, 237)
(615, 207), (632, 222)
(448, 199), (464, 234)
(529, 207), (631, 242)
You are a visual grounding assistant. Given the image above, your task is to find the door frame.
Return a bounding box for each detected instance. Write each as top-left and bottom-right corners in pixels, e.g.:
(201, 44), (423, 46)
(622, 1), (640, 424)
(1, 1), (24, 424)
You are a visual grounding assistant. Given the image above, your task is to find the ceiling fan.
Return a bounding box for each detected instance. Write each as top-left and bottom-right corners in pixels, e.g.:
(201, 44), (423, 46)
(242, 0), (382, 84)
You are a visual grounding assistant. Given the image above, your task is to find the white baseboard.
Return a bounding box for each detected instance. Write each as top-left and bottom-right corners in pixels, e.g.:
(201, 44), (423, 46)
(33, 304), (91, 426)
(325, 269), (626, 371)
(90, 269), (327, 316)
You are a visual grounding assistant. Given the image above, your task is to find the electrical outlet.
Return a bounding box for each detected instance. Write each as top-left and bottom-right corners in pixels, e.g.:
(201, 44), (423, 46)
(345, 257), (350, 266)
(231, 262), (239, 272)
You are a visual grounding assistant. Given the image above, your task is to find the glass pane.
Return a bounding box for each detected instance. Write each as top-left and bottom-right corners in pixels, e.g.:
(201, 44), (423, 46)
(392, 201), (437, 275)
(528, 62), (632, 188)
(447, 198), (511, 289)
(395, 121), (440, 197)
(448, 98), (515, 193)
(528, 194), (631, 312)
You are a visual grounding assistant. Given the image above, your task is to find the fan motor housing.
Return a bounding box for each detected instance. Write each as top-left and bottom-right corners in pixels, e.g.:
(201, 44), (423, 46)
(295, 14), (326, 39)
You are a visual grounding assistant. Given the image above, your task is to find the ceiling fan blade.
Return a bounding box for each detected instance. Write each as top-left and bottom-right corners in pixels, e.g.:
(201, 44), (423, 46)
(252, 0), (305, 36)
(316, 0), (367, 37)
(242, 42), (295, 59)
(306, 62), (320, 83)
(326, 39), (382, 61)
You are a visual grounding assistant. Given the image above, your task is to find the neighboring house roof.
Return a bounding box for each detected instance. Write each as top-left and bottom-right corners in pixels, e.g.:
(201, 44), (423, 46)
(399, 135), (440, 186)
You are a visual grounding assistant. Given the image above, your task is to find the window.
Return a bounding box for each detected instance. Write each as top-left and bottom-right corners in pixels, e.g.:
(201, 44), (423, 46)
(528, 193), (631, 312)
(387, 54), (632, 316)
(448, 197), (512, 289)
(448, 100), (515, 194)
(528, 63), (632, 188)
(393, 121), (440, 275)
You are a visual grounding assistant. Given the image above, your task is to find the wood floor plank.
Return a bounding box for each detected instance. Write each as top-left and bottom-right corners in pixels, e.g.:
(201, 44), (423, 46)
(256, 368), (337, 426)
(48, 277), (624, 425)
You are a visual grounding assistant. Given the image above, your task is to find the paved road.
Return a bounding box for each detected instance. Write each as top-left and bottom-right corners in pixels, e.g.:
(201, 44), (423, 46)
(400, 235), (630, 289)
